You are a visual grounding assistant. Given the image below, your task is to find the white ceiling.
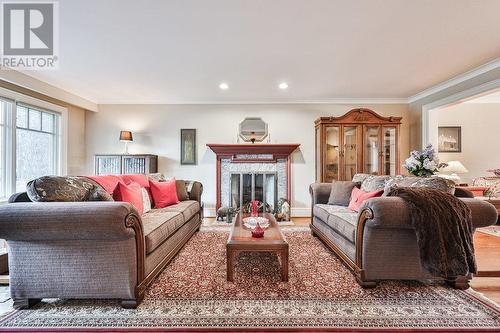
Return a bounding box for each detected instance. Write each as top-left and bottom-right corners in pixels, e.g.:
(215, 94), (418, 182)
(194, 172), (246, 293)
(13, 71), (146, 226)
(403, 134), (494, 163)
(21, 0), (500, 104)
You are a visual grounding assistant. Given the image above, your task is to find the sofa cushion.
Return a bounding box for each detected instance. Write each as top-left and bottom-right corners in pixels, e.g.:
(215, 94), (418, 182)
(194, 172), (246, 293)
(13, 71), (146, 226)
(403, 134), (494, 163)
(113, 181), (144, 215)
(360, 175), (392, 192)
(384, 175), (455, 195)
(150, 179), (179, 208)
(86, 174), (150, 195)
(348, 187), (384, 212)
(142, 188), (152, 213)
(352, 173), (371, 184)
(160, 200), (200, 222)
(26, 176), (113, 202)
(146, 173), (166, 182)
(327, 181), (360, 206)
(142, 210), (185, 254)
(314, 204), (358, 242)
(176, 180), (190, 201)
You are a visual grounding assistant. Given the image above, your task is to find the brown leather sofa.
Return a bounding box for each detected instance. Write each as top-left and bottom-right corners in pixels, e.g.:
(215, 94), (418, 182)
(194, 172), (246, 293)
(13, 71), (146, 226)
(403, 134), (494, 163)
(310, 174), (498, 289)
(0, 177), (203, 309)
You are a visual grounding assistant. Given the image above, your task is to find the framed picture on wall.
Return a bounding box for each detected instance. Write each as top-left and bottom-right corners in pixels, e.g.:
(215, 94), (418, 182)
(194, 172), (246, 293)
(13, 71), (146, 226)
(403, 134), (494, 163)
(180, 129), (197, 165)
(438, 126), (461, 152)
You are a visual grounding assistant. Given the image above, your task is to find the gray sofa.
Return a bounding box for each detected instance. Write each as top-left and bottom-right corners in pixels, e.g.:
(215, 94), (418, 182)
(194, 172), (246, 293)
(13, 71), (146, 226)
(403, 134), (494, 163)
(0, 177), (203, 309)
(310, 174), (498, 289)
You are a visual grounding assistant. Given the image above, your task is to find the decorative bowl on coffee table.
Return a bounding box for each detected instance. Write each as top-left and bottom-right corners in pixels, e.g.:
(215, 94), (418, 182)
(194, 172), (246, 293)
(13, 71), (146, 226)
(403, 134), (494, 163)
(242, 216), (269, 229)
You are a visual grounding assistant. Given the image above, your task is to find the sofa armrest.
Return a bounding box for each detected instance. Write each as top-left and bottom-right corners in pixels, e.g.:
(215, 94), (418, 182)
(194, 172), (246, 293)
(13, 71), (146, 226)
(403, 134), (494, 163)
(460, 198), (498, 228)
(188, 181), (203, 204)
(361, 197), (498, 229)
(8, 192), (31, 203)
(454, 188), (474, 198)
(0, 202), (140, 241)
(309, 183), (332, 206)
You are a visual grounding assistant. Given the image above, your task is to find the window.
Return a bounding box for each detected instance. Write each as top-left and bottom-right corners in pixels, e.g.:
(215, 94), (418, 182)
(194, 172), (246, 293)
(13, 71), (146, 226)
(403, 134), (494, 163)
(15, 105), (60, 192)
(0, 97), (62, 199)
(0, 99), (11, 199)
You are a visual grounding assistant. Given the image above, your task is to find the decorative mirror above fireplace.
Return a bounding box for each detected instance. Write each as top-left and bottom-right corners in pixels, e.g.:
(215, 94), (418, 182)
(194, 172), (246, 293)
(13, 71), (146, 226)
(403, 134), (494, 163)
(239, 117), (268, 142)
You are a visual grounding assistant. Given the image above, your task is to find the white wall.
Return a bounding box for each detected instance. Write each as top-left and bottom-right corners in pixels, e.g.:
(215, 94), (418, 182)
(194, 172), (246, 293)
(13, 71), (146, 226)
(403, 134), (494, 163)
(433, 103), (500, 184)
(86, 104), (410, 216)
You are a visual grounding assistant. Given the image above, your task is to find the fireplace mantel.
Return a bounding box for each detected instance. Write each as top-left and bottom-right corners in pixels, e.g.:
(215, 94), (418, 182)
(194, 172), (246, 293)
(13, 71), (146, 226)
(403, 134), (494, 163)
(207, 143), (300, 210)
(207, 143), (300, 159)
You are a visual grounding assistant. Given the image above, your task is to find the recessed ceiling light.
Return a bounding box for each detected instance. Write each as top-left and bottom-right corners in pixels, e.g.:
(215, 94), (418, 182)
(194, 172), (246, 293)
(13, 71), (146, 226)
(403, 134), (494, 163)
(219, 82), (229, 90)
(279, 82), (289, 90)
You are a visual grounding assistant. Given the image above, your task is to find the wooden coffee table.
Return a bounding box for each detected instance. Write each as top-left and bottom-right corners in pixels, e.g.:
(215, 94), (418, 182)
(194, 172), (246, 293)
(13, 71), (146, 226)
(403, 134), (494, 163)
(226, 212), (289, 282)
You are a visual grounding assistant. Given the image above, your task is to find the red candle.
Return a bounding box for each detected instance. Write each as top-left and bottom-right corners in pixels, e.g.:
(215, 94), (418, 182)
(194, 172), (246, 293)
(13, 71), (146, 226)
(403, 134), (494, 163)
(251, 200), (258, 217)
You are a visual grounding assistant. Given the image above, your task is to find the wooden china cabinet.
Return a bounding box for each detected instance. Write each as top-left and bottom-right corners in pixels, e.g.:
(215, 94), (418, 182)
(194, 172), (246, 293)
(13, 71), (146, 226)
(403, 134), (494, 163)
(315, 108), (402, 182)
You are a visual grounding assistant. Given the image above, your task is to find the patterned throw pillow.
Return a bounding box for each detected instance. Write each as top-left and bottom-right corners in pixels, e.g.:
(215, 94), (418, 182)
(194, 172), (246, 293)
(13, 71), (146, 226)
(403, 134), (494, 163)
(141, 187), (152, 213)
(383, 176), (455, 195)
(146, 173), (166, 182)
(26, 176), (113, 202)
(360, 175), (392, 192)
(176, 180), (190, 201)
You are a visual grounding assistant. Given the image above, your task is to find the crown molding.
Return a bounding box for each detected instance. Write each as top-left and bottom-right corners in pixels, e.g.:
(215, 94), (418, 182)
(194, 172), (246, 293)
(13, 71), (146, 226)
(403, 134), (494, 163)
(408, 57), (500, 104)
(96, 97), (408, 105)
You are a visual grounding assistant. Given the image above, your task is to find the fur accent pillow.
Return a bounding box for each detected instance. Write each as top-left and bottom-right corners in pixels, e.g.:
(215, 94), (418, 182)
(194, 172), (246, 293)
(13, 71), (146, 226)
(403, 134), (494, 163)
(27, 176), (113, 202)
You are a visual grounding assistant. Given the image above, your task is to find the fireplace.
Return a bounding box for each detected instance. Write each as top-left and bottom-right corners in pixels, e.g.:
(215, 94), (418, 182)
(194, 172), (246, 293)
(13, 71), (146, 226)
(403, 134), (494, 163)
(230, 172), (277, 213)
(207, 144), (300, 215)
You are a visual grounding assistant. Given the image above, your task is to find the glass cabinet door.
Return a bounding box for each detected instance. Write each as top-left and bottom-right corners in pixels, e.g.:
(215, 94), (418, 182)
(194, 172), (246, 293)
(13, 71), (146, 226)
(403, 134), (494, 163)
(364, 126), (380, 175)
(325, 126), (340, 182)
(343, 126), (358, 180)
(382, 127), (397, 175)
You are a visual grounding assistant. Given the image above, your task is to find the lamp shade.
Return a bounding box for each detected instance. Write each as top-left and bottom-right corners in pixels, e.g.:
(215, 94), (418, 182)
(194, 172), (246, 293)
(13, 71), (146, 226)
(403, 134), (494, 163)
(119, 131), (133, 142)
(440, 161), (468, 174)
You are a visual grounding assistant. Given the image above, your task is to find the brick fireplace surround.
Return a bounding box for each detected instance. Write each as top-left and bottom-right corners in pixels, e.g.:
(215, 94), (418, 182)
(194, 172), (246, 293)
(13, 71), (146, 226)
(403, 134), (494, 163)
(206, 144), (300, 211)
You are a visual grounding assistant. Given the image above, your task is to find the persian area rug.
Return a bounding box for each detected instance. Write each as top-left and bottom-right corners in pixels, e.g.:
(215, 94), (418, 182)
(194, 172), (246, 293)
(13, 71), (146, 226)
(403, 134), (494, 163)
(0, 231), (499, 332)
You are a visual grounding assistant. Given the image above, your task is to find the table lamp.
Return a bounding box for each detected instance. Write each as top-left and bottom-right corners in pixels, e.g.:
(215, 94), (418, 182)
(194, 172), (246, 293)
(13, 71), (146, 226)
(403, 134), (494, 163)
(120, 131), (133, 154)
(440, 161), (468, 184)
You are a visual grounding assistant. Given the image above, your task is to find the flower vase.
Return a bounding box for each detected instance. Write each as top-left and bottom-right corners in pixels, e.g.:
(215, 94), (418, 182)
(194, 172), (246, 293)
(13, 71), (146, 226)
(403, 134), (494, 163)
(251, 222), (265, 238)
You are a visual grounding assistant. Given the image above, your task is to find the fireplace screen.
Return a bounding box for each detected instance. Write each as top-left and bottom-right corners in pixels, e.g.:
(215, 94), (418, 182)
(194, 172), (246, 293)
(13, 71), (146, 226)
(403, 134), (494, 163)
(230, 172), (277, 213)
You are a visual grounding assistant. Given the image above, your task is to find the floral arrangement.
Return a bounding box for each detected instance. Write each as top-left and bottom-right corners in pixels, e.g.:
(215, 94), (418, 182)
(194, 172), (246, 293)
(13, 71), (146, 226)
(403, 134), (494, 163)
(403, 144), (446, 177)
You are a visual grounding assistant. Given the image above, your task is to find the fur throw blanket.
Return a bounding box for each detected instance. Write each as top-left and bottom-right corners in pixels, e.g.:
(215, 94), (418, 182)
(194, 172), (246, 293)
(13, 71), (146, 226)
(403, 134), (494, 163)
(388, 187), (476, 278)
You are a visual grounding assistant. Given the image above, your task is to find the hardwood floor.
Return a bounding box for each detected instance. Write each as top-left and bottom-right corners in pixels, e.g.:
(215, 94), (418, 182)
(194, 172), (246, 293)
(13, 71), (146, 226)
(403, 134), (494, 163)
(471, 231), (500, 303)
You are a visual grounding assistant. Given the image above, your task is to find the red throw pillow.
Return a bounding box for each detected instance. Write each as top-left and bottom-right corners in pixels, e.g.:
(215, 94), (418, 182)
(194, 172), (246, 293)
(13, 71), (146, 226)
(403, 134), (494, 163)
(86, 175), (122, 194)
(120, 174), (150, 190)
(113, 181), (144, 215)
(348, 187), (384, 212)
(149, 178), (179, 208)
